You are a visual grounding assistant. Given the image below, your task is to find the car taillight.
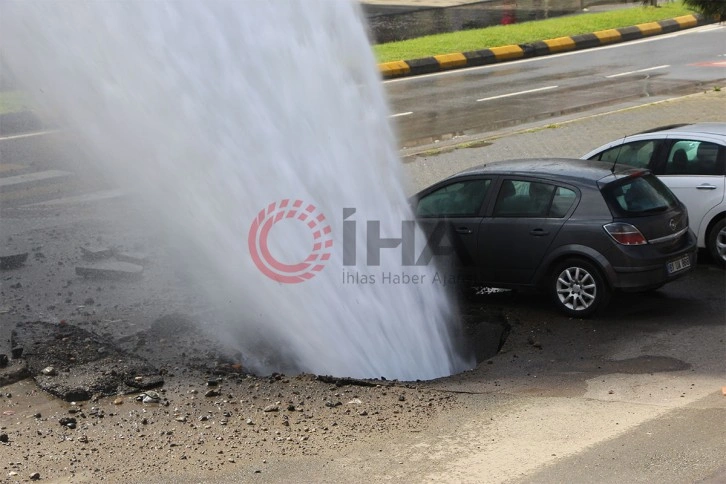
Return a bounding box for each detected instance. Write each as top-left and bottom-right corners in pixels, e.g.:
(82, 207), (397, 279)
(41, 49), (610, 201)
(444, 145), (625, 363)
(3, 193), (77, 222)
(603, 222), (648, 245)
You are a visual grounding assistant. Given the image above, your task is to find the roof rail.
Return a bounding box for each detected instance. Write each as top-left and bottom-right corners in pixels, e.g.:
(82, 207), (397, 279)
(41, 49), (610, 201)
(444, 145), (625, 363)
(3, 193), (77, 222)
(634, 124), (689, 135)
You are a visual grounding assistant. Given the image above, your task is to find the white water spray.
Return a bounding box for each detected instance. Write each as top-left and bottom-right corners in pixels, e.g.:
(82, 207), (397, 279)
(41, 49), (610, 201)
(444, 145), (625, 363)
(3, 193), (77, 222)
(1, 1), (473, 379)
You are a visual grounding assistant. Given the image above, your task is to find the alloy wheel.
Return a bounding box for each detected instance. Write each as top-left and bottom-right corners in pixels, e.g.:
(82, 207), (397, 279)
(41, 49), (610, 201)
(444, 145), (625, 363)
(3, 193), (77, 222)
(555, 266), (597, 312)
(716, 225), (726, 264)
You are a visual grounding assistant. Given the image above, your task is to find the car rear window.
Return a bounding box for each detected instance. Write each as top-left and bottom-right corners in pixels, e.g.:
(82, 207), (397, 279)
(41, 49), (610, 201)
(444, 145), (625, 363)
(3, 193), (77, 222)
(600, 173), (679, 217)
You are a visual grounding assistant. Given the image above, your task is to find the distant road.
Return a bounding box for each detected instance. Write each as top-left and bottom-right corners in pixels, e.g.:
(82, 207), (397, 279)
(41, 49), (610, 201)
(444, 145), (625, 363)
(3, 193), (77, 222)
(385, 24), (726, 146)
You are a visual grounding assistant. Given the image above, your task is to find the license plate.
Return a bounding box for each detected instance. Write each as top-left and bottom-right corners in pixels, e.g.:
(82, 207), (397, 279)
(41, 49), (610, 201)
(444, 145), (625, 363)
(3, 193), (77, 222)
(667, 255), (691, 274)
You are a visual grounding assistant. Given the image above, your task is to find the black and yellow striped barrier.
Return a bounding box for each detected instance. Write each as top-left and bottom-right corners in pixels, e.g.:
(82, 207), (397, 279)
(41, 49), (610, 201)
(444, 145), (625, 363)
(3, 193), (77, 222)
(379, 14), (712, 79)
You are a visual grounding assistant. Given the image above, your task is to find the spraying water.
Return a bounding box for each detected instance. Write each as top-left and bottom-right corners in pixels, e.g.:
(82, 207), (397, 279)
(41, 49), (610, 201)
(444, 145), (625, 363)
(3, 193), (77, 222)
(1, 1), (473, 380)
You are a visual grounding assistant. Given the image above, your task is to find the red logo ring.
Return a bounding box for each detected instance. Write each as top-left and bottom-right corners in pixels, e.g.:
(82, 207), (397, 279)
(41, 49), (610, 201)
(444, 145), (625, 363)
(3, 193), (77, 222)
(248, 199), (333, 283)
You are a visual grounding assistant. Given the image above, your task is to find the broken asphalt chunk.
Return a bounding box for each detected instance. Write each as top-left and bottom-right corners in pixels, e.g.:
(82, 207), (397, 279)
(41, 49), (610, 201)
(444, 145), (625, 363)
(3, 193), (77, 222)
(0, 251), (28, 270)
(11, 321), (162, 401)
(75, 261), (143, 280)
(114, 251), (149, 266)
(0, 359), (30, 386)
(79, 246), (114, 261)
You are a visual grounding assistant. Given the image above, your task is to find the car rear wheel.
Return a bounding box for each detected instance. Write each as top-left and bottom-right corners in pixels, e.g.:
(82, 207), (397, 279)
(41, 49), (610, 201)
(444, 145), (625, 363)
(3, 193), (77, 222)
(549, 258), (610, 318)
(706, 218), (726, 268)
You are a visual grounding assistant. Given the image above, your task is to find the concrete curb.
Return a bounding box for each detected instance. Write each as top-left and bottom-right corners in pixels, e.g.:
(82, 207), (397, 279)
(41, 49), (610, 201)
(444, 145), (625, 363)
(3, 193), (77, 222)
(378, 14), (715, 79)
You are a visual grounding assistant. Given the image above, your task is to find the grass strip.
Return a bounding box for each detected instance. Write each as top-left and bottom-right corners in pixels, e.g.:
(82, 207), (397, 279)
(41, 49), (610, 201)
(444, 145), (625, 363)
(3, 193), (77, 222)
(373, 2), (696, 63)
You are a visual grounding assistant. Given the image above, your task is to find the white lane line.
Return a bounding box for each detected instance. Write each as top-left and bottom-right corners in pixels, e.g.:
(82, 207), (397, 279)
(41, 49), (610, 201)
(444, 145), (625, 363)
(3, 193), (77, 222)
(0, 129), (60, 142)
(606, 64), (670, 78)
(20, 189), (124, 207)
(476, 85), (558, 102)
(0, 169), (71, 187)
(390, 111), (413, 118)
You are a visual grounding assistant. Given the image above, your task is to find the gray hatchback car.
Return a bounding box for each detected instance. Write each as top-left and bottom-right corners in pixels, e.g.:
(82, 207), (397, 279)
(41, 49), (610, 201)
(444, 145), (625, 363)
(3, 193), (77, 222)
(412, 158), (697, 317)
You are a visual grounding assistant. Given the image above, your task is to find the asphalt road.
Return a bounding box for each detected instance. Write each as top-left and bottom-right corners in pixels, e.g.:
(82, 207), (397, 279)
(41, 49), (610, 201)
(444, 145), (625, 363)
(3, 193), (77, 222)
(386, 23), (726, 146)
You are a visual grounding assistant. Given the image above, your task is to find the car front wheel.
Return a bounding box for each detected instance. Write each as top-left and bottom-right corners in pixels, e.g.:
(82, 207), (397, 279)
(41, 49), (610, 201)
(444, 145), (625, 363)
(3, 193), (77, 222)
(706, 218), (726, 268)
(549, 258), (610, 318)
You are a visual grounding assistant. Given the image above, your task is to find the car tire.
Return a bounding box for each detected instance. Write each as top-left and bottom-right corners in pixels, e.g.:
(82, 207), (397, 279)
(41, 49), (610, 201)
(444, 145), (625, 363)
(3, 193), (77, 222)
(706, 218), (726, 268)
(549, 258), (610, 318)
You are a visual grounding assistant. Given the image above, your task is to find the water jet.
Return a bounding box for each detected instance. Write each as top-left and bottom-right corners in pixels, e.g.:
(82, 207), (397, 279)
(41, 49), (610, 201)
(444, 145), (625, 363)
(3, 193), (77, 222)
(1, 1), (474, 380)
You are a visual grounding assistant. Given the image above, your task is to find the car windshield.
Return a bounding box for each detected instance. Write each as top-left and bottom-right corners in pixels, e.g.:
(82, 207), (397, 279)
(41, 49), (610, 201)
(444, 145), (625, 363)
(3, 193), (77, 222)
(601, 173), (679, 217)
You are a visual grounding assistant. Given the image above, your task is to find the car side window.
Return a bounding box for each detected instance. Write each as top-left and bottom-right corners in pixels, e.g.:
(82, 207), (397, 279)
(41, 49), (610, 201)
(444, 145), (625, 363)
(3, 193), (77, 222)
(493, 180), (556, 218)
(665, 140), (724, 175)
(550, 187), (577, 217)
(416, 179), (491, 217)
(590, 140), (662, 169)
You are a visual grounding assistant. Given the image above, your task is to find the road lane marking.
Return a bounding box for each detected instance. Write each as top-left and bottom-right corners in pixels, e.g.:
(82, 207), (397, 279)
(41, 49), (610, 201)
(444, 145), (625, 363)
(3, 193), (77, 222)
(606, 65), (670, 78)
(0, 169), (71, 187)
(390, 111), (413, 118)
(476, 85), (558, 102)
(0, 129), (60, 142)
(20, 189), (124, 207)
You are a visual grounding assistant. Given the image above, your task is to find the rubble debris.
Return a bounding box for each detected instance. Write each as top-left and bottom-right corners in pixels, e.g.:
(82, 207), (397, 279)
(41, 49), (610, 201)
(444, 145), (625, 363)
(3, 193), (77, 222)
(140, 391), (161, 404)
(316, 375), (378, 387)
(41, 366), (56, 376)
(59, 417), (77, 429)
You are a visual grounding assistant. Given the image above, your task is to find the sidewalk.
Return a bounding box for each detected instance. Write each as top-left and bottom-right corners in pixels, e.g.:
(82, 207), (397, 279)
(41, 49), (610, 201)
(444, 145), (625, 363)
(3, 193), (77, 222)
(402, 89), (726, 191)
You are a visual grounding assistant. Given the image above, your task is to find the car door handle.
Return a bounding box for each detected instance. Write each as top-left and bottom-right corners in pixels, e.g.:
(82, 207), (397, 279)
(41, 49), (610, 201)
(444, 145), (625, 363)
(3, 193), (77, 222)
(696, 184), (717, 190)
(530, 228), (549, 236)
(455, 227), (472, 234)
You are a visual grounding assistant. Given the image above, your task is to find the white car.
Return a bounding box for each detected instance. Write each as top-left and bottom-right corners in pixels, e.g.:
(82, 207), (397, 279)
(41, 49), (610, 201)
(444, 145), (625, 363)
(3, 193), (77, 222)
(582, 123), (726, 266)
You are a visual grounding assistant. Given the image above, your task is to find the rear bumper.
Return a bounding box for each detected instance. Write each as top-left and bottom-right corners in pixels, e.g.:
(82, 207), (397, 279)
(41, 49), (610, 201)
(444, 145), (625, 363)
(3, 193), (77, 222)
(611, 231), (698, 291)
